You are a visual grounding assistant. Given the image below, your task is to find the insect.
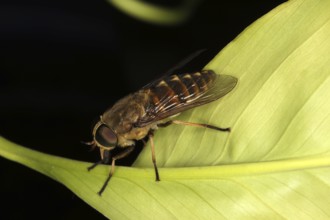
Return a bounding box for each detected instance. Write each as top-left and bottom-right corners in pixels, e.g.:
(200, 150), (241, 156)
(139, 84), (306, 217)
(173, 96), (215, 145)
(86, 52), (238, 195)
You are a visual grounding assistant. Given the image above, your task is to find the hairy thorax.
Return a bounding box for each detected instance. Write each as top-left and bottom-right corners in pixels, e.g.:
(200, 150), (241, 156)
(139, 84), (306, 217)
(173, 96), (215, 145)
(101, 91), (157, 147)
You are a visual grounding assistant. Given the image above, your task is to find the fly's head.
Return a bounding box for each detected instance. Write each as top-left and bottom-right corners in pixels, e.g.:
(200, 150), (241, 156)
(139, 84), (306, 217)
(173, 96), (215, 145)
(90, 118), (118, 160)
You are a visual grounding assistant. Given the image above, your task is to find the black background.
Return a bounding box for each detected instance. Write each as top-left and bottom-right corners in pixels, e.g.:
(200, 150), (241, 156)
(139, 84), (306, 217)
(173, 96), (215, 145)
(0, 0), (285, 219)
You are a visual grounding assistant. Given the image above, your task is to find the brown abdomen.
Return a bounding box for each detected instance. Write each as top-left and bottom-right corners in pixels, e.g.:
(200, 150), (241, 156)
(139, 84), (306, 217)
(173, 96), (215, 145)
(146, 70), (216, 113)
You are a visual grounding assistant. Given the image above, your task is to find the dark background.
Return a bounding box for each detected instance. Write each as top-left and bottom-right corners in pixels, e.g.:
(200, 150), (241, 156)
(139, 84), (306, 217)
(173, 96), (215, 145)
(0, 0), (285, 219)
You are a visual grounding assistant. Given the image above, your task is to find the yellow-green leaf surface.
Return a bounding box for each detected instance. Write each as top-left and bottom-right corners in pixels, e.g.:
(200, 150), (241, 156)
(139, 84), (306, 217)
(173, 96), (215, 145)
(1, 0), (330, 219)
(108, 0), (202, 26)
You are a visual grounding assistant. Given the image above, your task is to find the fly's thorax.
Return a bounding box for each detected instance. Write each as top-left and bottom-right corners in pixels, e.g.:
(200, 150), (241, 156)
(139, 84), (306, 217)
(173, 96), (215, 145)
(102, 93), (148, 131)
(115, 124), (153, 147)
(121, 124), (154, 142)
(100, 91), (151, 147)
(116, 135), (135, 147)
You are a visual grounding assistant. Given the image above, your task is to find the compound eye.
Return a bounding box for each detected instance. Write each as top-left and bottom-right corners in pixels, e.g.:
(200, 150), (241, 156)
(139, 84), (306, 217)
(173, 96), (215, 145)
(95, 124), (118, 147)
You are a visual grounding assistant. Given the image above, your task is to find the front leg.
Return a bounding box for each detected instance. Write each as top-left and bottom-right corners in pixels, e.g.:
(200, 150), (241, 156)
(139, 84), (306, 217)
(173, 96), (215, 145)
(98, 146), (135, 196)
(87, 150), (111, 171)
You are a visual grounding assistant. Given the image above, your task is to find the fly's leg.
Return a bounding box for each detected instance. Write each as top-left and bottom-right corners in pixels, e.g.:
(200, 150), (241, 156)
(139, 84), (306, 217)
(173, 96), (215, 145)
(98, 146), (135, 196)
(151, 120), (229, 183)
(159, 120), (231, 132)
(87, 150), (111, 171)
(89, 146), (135, 196)
(148, 131), (160, 181)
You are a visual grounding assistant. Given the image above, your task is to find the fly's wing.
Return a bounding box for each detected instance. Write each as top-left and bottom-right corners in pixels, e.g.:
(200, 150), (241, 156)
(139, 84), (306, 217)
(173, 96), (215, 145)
(135, 70), (238, 127)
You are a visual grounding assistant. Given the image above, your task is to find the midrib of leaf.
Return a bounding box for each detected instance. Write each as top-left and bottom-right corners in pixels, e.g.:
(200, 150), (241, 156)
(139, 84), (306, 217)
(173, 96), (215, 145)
(1, 137), (330, 181)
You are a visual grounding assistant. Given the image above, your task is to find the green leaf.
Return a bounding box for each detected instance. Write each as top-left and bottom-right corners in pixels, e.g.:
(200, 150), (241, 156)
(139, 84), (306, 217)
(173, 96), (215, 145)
(107, 0), (202, 26)
(1, 0), (330, 219)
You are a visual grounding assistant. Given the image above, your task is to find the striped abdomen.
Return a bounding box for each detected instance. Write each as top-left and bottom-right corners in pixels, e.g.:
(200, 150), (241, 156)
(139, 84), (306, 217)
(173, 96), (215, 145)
(146, 70), (216, 114)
